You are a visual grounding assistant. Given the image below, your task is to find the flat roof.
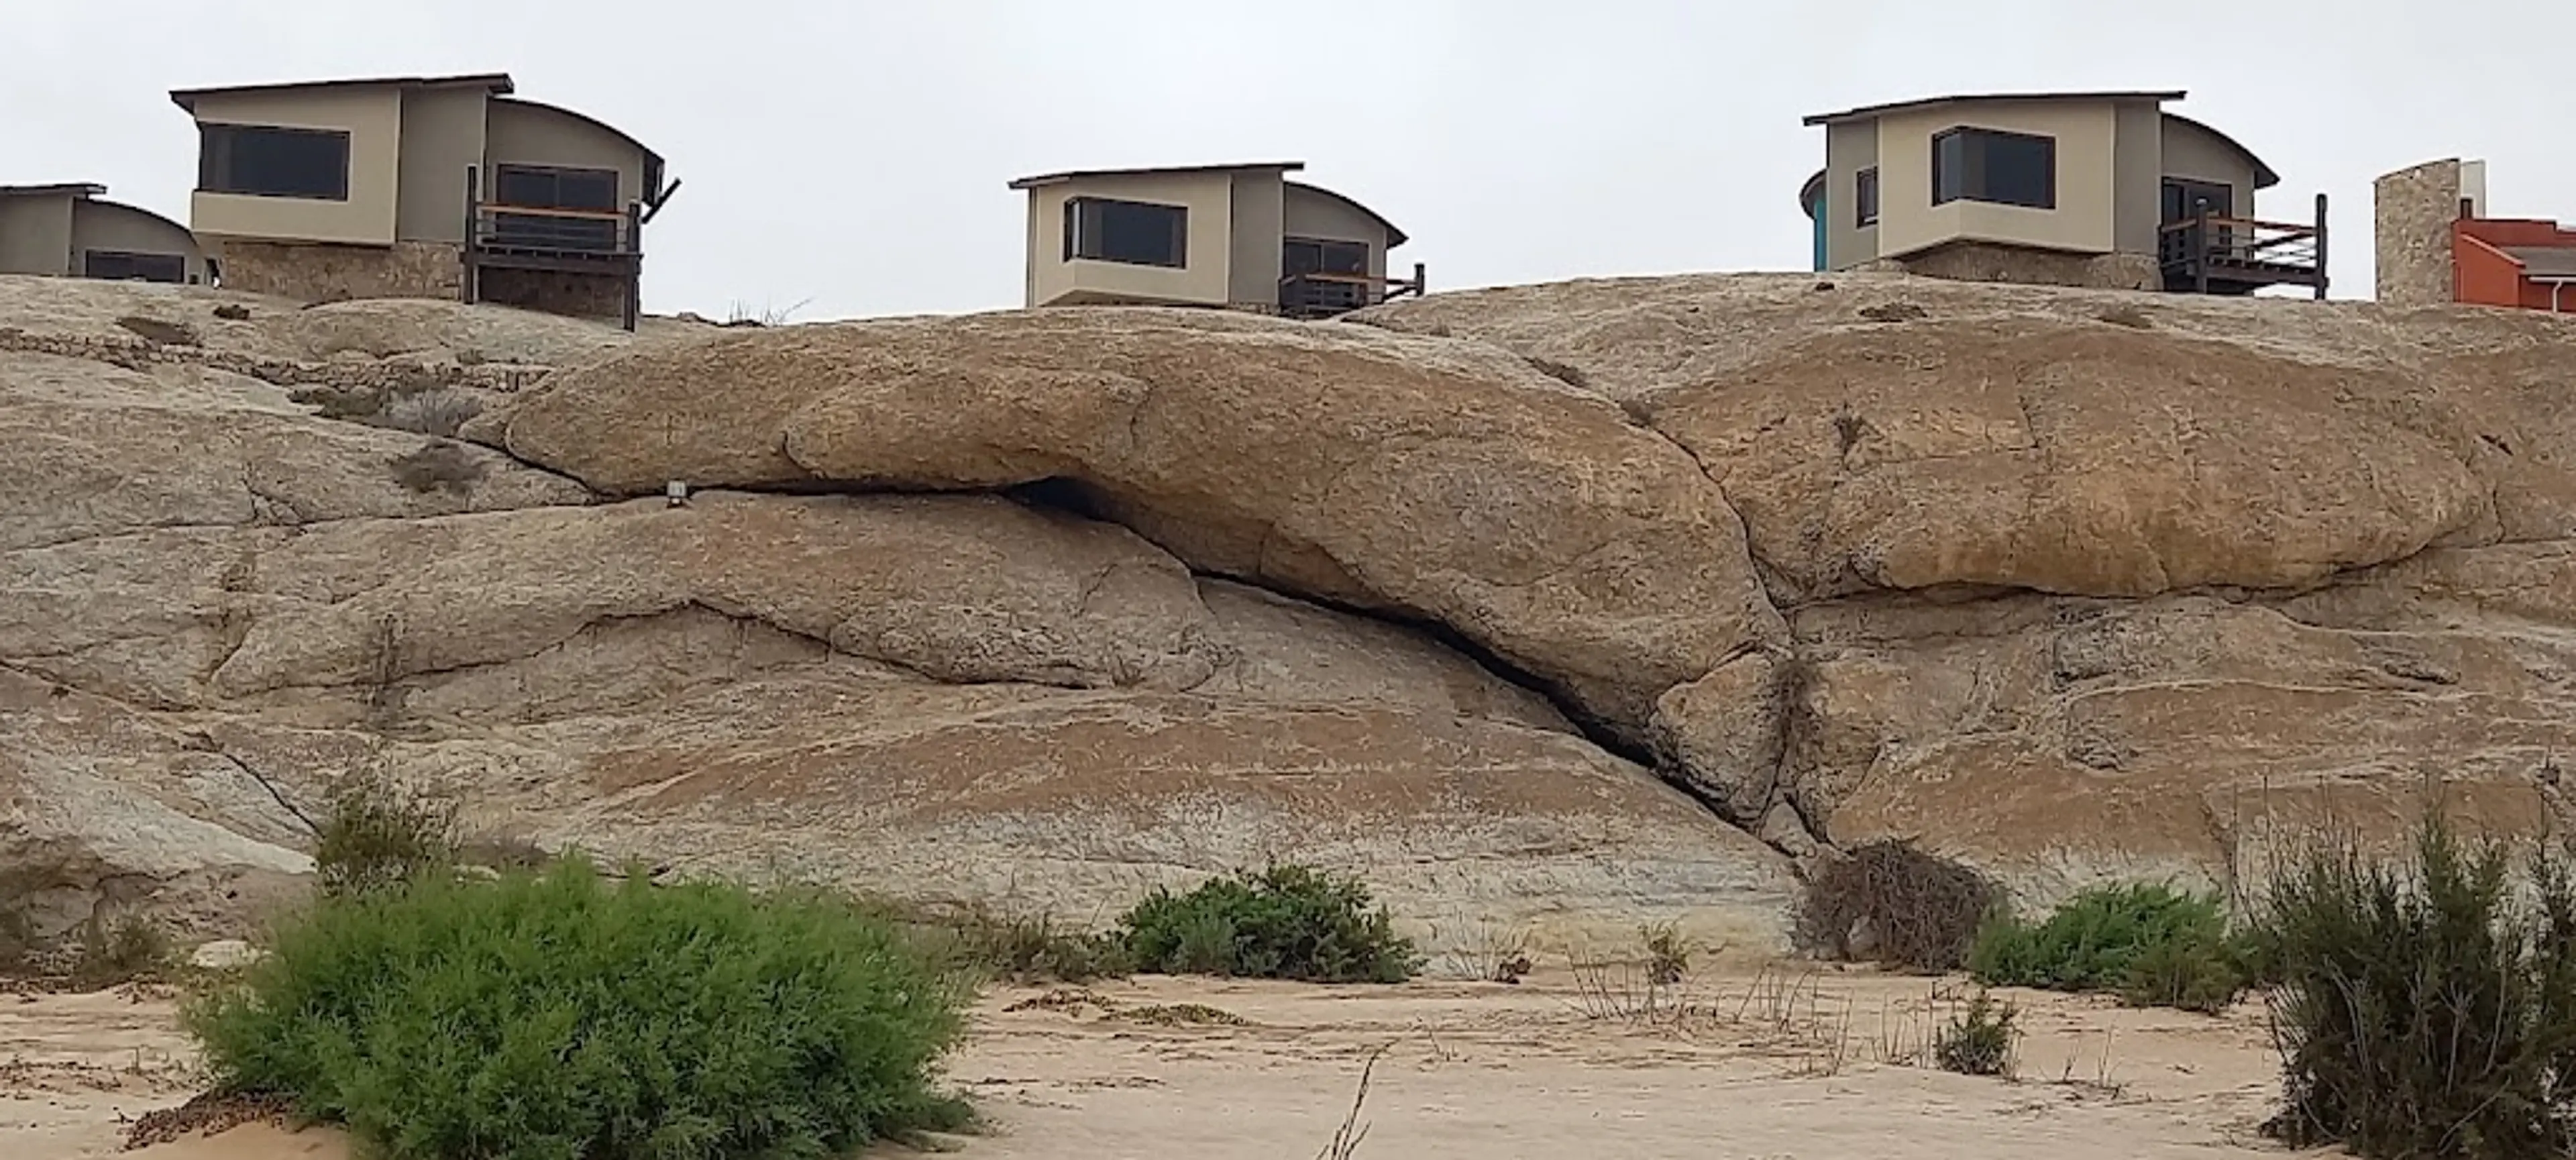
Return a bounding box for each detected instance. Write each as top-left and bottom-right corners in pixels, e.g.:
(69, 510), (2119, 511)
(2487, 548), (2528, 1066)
(1008, 160), (1304, 191)
(0, 182), (107, 199)
(2507, 246), (2576, 279)
(170, 72), (515, 112)
(1804, 89), (2186, 127)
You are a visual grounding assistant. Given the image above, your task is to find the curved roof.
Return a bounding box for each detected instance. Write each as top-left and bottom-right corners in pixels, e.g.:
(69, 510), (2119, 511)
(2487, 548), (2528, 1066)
(1798, 168), (1825, 219)
(490, 97), (669, 205)
(79, 195), (199, 241)
(2161, 112), (2280, 190)
(1283, 179), (1407, 249)
(1805, 89), (2184, 127)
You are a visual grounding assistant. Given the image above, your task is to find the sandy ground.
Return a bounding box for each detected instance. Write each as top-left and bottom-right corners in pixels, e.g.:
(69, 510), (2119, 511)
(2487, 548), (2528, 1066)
(7, 967), (2304, 1159)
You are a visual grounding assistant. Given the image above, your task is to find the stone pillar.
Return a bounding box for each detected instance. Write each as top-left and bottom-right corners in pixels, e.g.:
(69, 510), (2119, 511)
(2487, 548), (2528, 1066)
(2375, 159), (2468, 307)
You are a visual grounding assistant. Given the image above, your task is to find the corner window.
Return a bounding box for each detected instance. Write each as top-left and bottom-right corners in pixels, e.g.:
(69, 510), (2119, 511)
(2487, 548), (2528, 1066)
(82, 250), (187, 284)
(1854, 167), (1880, 228)
(197, 123), (351, 201)
(1931, 127), (2055, 211)
(1065, 197), (1187, 268)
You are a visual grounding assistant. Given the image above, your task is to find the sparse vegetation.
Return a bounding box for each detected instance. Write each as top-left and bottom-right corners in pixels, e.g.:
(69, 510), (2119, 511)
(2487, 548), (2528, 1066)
(1435, 916), (1532, 984)
(1932, 989), (2020, 1077)
(2256, 814), (2576, 1159)
(1969, 882), (2251, 1013)
(184, 855), (973, 1160)
(69, 908), (172, 989)
(386, 440), (488, 495)
(211, 303), (254, 321)
(2094, 303), (2155, 329)
(311, 772), (460, 898)
(1118, 863), (1421, 984)
(922, 905), (1130, 984)
(1792, 839), (2002, 972)
(1641, 920), (1693, 986)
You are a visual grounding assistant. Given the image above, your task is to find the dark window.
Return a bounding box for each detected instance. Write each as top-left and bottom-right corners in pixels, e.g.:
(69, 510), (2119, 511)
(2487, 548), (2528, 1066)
(1282, 237), (1371, 313)
(1854, 167), (1880, 228)
(197, 123), (350, 201)
(493, 164), (619, 213)
(1065, 197), (1187, 268)
(2159, 178), (2231, 223)
(82, 250), (187, 284)
(1931, 127), (2056, 211)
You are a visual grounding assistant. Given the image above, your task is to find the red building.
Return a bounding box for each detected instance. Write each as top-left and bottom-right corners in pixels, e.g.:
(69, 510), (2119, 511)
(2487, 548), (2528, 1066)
(2455, 216), (2576, 313)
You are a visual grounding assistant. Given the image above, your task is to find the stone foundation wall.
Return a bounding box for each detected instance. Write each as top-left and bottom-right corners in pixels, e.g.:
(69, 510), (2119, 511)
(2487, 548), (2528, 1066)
(476, 268), (631, 323)
(213, 240), (464, 304)
(1870, 243), (2160, 292)
(2375, 159), (2464, 308)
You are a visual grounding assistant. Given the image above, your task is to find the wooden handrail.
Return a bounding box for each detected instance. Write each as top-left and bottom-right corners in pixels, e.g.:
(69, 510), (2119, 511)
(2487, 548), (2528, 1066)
(2157, 215), (2315, 235)
(1280, 271), (1422, 287)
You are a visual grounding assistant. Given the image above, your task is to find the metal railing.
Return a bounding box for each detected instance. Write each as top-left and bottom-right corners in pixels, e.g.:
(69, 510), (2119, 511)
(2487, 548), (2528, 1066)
(471, 203), (638, 258)
(1277, 262), (1428, 319)
(2157, 193), (2329, 298)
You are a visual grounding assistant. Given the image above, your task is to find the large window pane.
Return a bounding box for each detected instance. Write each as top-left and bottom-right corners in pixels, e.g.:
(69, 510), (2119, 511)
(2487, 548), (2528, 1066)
(1065, 197), (1187, 268)
(199, 124), (350, 201)
(1930, 127), (2055, 211)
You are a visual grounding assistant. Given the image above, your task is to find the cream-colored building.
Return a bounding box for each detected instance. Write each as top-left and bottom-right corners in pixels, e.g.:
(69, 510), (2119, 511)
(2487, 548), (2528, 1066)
(1796, 89), (2327, 297)
(0, 183), (209, 284)
(168, 72), (676, 327)
(1008, 161), (1420, 318)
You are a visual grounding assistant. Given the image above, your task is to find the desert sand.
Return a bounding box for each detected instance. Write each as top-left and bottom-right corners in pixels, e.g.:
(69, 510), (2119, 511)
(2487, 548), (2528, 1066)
(7, 967), (2296, 1159)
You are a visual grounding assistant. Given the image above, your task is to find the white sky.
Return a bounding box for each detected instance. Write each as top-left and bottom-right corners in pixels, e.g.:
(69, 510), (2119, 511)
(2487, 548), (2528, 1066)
(7, 1), (2571, 321)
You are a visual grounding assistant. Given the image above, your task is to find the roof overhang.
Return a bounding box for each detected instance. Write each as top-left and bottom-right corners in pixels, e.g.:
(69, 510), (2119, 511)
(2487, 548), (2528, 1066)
(0, 182), (107, 200)
(1283, 179), (1407, 250)
(1803, 89), (2186, 127)
(2161, 112), (2280, 190)
(2505, 246), (2576, 279)
(1008, 160), (1305, 191)
(169, 72), (515, 113)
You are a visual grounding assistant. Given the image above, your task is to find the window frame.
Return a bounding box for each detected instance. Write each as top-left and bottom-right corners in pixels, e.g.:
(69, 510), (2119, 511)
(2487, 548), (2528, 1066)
(491, 163), (622, 214)
(1854, 167), (1880, 229)
(81, 250), (189, 284)
(1931, 125), (2057, 212)
(1063, 195), (1189, 269)
(197, 123), (353, 202)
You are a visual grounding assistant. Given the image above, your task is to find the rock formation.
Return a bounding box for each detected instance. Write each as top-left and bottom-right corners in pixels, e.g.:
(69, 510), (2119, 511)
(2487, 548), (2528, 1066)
(9, 269), (2576, 960)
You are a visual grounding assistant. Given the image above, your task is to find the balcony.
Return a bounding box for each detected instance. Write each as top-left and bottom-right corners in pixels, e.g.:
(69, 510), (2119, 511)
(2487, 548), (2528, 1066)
(470, 204), (640, 270)
(1277, 262), (1428, 320)
(2158, 193), (2328, 298)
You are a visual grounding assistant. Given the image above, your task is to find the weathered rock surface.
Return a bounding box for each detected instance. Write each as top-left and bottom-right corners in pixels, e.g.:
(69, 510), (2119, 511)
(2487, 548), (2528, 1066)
(1357, 272), (2576, 907)
(498, 308), (1788, 732)
(15, 269), (2576, 954)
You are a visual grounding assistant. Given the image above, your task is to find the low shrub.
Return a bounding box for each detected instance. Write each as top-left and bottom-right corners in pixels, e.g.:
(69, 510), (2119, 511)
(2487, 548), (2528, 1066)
(378, 390), (484, 439)
(1792, 840), (2002, 972)
(936, 907), (1130, 985)
(311, 774), (459, 898)
(70, 910), (171, 989)
(385, 441), (488, 495)
(2257, 814), (2576, 1159)
(1118, 863), (1421, 984)
(1933, 990), (2020, 1077)
(184, 855), (971, 1160)
(1970, 882), (2251, 1012)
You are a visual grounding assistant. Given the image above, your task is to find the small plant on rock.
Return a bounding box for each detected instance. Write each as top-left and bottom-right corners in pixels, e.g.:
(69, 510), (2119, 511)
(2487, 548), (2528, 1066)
(1118, 863), (1421, 984)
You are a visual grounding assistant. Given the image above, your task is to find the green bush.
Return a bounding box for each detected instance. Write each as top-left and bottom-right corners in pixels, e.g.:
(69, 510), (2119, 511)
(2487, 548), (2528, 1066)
(70, 910), (171, 990)
(184, 855), (971, 1160)
(930, 906), (1131, 985)
(1118, 864), (1421, 984)
(2258, 815), (2576, 1159)
(1969, 882), (2251, 1011)
(1792, 840), (2002, 972)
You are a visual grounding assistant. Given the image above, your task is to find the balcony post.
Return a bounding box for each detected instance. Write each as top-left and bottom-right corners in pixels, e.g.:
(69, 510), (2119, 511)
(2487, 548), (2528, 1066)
(2312, 191), (2330, 301)
(460, 164), (481, 305)
(2192, 197), (2210, 295)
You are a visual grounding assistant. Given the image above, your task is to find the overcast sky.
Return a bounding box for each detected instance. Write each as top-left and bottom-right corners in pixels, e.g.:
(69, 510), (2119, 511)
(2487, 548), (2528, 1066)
(7, 1), (2571, 321)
